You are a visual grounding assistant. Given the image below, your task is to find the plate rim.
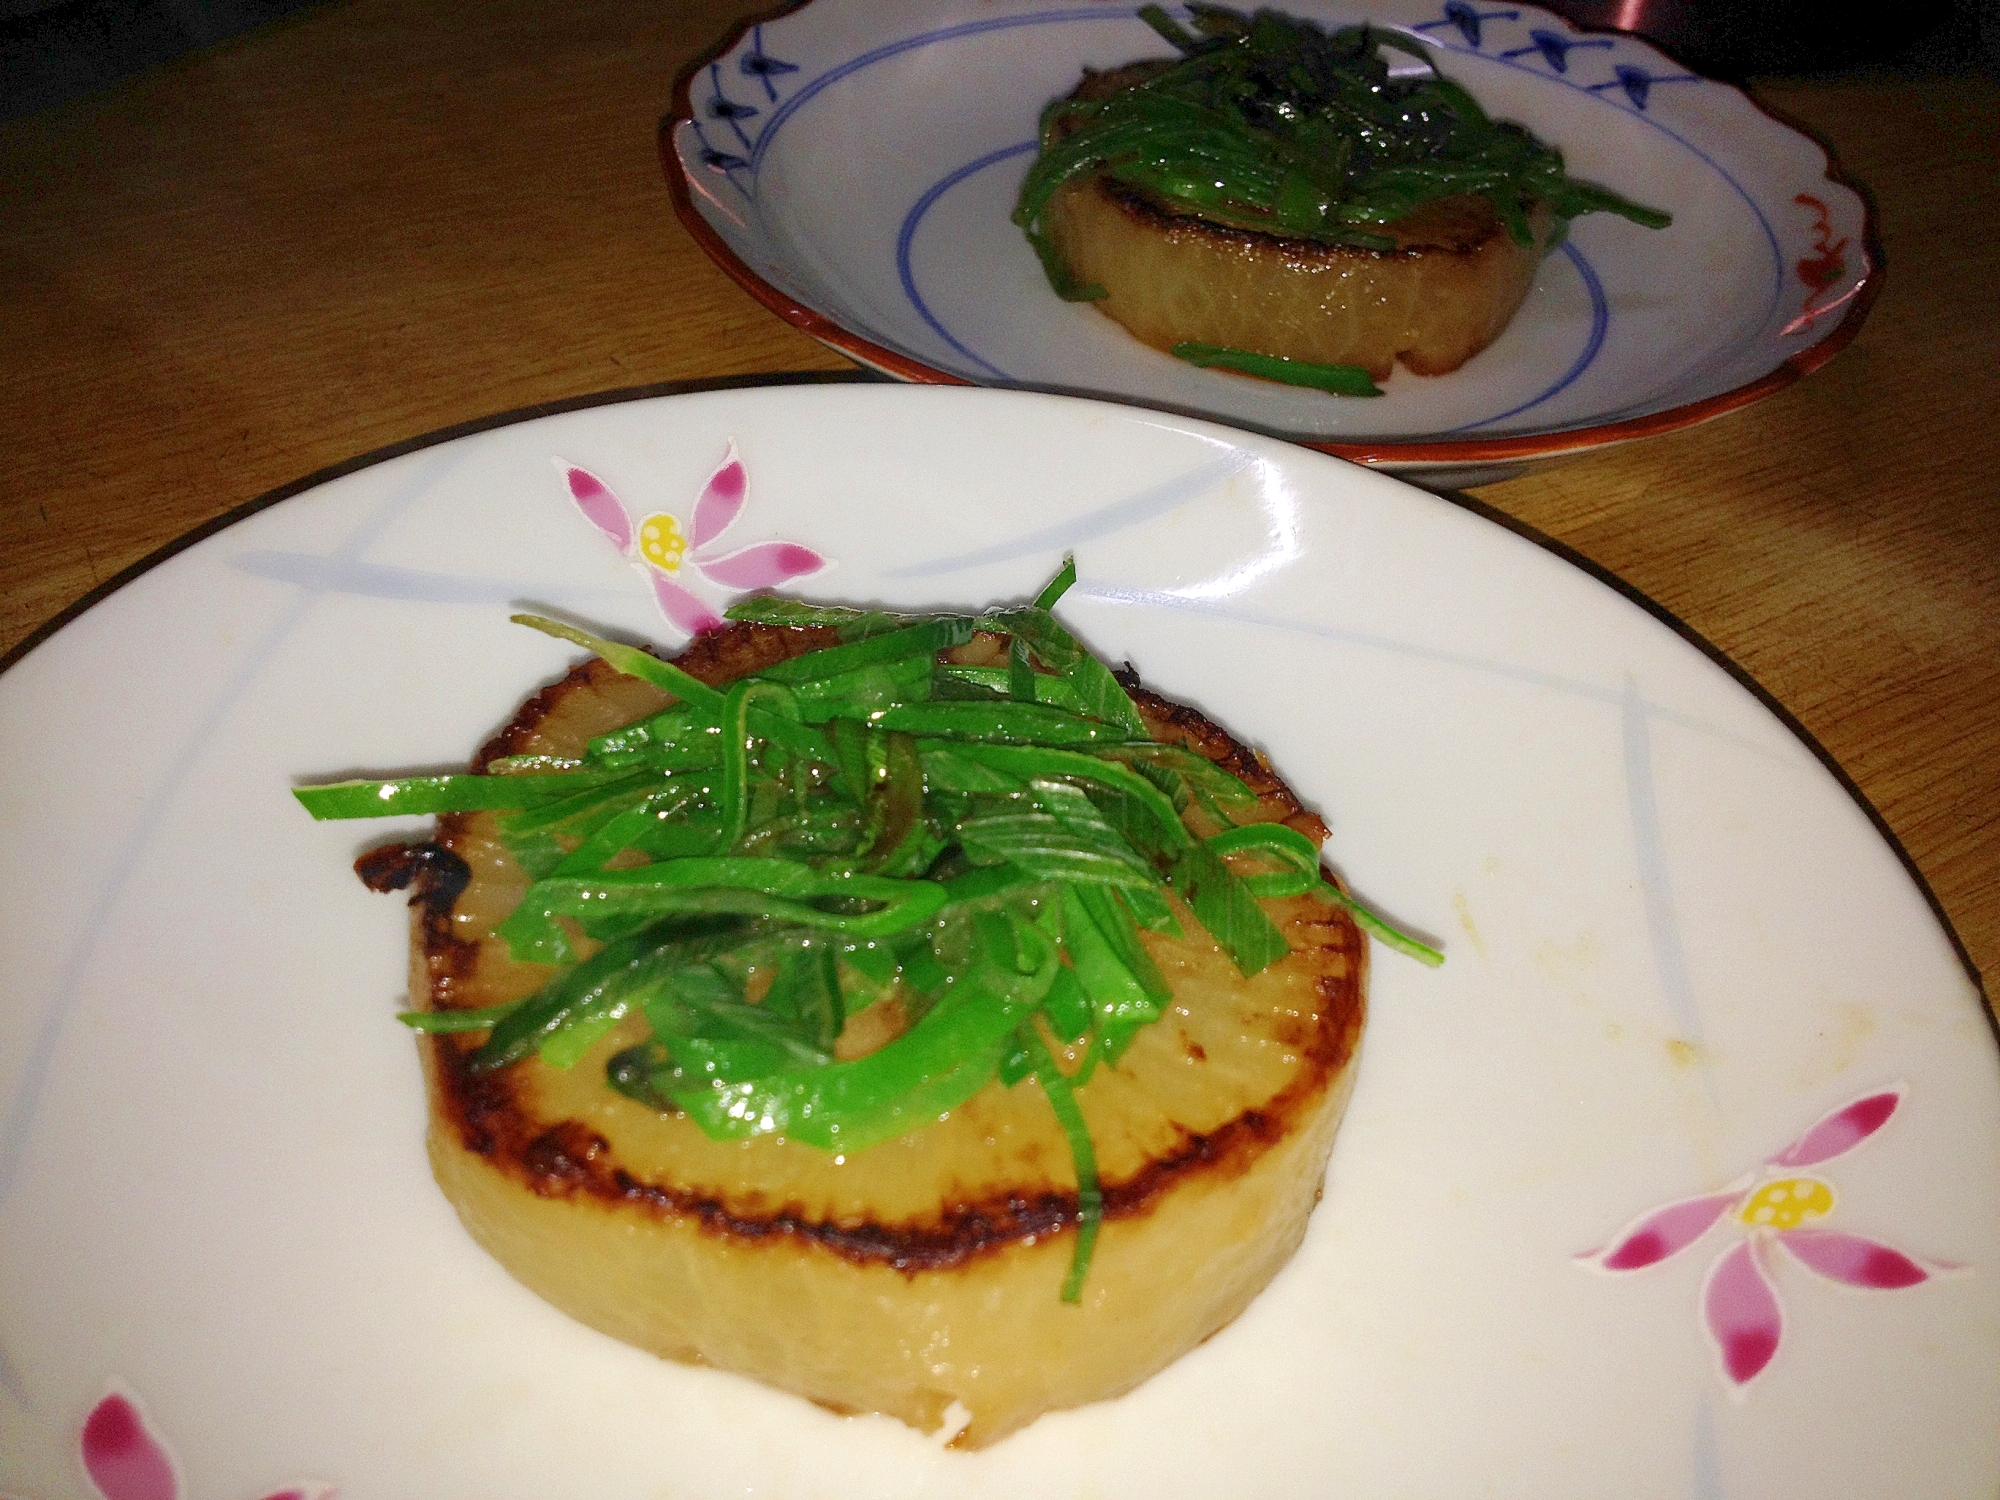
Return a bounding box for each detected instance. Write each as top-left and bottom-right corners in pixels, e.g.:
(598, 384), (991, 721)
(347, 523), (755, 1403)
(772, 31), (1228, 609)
(659, 0), (1885, 471)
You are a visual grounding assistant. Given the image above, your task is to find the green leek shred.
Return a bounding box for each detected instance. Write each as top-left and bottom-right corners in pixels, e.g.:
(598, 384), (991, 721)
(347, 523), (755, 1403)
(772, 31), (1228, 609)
(1011, 4), (1671, 394)
(1172, 342), (1383, 398)
(295, 556), (1439, 1296)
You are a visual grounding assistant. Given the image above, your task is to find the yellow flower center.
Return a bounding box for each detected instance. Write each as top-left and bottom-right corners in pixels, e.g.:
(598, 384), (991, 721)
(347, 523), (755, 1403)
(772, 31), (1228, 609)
(637, 513), (688, 573)
(1739, 1176), (1835, 1231)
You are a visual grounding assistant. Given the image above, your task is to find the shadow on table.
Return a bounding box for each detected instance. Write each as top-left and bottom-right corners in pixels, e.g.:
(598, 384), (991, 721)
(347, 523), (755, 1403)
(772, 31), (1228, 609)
(1, 0), (324, 121)
(4, 0), (1997, 126)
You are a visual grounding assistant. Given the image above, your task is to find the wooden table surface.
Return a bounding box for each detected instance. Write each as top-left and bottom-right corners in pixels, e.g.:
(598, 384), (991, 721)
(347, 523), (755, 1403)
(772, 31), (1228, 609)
(3, 0), (1995, 1007)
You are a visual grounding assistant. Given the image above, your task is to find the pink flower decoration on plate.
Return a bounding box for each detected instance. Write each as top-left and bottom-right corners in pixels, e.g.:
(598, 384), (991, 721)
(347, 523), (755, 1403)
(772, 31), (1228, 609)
(560, 443), (825, 637)
(1578, 1085), (1950, 1392)
(78, 1388), (331, 1500)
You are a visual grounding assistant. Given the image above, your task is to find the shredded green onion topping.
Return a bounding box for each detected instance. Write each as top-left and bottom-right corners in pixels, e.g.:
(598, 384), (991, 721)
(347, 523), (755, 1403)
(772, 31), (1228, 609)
(1014, 4), (1670, 292)
(297, 559), (1439, 1297)
(1172, 341), (1384, 396)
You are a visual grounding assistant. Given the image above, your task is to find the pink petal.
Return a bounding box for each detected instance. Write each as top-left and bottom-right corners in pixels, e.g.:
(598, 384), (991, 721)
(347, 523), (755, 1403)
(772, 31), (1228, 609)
(1583, 1187), (1746, 1272)
(647, 571), (723, 637)
(689, 443), (747, 550)
(562, 464), (633, 554)
(81, 1392), (177, 1500)
(1704, 1240), (1784, 1388)
(1777, 1228), (1930, 1289)
(695, 541), (825, 591)
(1768, 1085), (1904, 1168)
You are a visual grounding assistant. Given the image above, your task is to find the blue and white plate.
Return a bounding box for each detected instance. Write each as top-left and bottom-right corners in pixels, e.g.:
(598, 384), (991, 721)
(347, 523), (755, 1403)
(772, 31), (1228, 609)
(666, 0), (1877, 485)
(2, 387), (1991, 1499)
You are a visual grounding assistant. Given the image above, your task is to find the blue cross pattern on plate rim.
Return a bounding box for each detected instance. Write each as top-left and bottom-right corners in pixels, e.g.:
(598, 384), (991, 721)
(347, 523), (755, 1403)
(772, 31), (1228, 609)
(685, 3), (1703, 193)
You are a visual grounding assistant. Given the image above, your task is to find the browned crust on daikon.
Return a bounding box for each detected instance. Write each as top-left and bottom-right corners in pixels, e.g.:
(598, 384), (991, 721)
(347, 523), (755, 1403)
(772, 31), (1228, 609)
(471, 622), (842, 773)
(1042, 64), (1554, 379)
(1104, 174), (1529, 257)
(389, 627), (1364, 1273)
(425, 945), (1361, 1271)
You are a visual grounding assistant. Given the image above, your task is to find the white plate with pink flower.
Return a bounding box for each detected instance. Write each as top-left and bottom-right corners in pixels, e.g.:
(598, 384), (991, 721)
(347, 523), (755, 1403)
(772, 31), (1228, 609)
(1, 385), (1993, 1499)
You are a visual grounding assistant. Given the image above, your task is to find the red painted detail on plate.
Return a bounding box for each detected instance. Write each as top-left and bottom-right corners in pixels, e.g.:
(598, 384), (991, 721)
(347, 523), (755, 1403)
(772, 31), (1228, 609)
(1779, 1228), (1931, 1289)
(81, 1393), (177, 1500)
(1722, 1327), (1781, 1385)
(699, 541), (825, 589)
(561, 441), (825, 639)
(1604, 1228), (1666, 1269)
(1591, 1188), (1744, 1271)
(1791, 193), (1850, 326)
(649, 569), (726, 636)
(1769, 1086), (1900, 1168)
(1583, 1084), (1948, 1395)
(1704, 1240), (1784, 1386)
(76, 1385), (336, 1500)
(565, 465), (634, 554)
(692, 448), (748, 548)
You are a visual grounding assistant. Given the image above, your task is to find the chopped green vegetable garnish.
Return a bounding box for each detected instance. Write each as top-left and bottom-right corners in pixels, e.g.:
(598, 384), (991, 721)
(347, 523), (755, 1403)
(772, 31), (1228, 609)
(1022, 1026), (1103, 1302)
(1173, 343), (1384, 398)
(298, 554), (1439, 1295)
(1016, 5), (1670, 252)
(1012, 3), (1671, 391)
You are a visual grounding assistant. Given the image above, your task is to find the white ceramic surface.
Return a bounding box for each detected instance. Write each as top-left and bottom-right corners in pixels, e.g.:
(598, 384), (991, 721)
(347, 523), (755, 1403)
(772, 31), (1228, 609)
(666, 0), (1877, 483)
(2, 386), (1992, 1500)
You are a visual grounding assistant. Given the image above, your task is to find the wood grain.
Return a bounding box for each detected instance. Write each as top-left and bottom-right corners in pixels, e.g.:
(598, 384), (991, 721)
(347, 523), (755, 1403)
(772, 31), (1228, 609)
(1, 1), (1993, 1003)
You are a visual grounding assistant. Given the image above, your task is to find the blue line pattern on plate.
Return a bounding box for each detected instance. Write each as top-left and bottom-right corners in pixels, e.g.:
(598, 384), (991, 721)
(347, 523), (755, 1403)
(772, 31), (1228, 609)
(882, 449), (1258, 576)
(739, 23), (799, 102)
(1696, 1389), (1727, 1500)
(739, 8), (1131, 177)
(1588, 63), (1697, 110)
(895, 142), (1037, 383)
(706, 60), (761, 155)
(1402, 4), (1777, 332)
(1622, 672), (1705, 1053)
(689, 119), (750, 182)
(227, 550), (628, 605)
(1417, 1), (1703, 105)
(0, 448), (464, 1208)
(1063, 581), (1784, 761)
(688, 9), (1125, 207)
(1500, 28), (1613, 71)
(1446, 239), (1609, 430)
(1422, 2), (1518, 48)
